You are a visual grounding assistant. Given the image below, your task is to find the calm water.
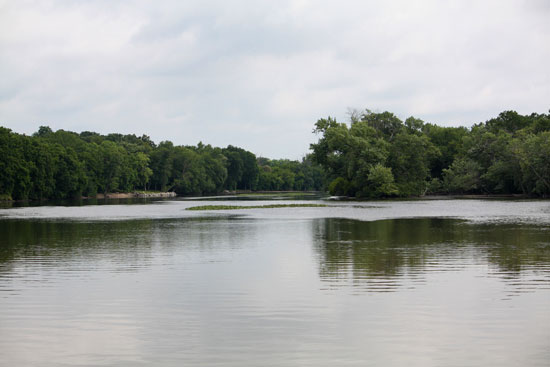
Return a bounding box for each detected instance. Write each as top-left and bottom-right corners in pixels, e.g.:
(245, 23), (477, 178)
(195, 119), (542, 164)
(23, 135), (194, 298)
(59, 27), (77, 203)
(0, 198), (549, 366)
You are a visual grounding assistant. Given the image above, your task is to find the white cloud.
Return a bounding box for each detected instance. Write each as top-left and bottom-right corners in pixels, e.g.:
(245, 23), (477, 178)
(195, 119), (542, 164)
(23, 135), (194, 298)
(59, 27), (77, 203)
(0, 0), (548, 158)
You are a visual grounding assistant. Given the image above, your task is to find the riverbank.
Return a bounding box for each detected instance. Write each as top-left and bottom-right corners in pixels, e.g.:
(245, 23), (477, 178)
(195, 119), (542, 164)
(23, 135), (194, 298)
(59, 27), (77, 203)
(324, 193), (540, 201)
(1, 191), (542, 204)
(94, 192), (177, 199)
(0, 191), (177, 203)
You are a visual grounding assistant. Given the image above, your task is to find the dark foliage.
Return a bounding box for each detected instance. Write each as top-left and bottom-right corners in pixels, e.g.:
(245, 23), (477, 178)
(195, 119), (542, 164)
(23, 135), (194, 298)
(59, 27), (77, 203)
(0, 127), (324, 200)
(310, 110), (550, 197)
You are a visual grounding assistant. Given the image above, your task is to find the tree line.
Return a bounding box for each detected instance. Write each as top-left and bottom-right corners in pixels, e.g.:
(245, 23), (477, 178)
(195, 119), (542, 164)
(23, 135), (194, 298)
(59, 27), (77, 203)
(310, 110), (550, 197)
(1, 109), (548, 201)
(0, 126), (323, 201)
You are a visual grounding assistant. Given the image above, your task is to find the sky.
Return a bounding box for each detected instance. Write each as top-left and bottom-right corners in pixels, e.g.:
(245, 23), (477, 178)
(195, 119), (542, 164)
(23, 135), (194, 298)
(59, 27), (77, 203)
(0, 0), (549, 159)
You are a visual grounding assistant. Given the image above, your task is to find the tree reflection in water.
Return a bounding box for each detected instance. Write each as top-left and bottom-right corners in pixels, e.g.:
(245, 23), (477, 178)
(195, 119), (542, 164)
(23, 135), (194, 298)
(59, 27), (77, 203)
(312, 218), (550, 292)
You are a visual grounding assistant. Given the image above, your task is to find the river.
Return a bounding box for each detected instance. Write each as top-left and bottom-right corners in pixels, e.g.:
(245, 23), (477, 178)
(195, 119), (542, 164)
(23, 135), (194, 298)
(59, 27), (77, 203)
(0, 197), (549, 366)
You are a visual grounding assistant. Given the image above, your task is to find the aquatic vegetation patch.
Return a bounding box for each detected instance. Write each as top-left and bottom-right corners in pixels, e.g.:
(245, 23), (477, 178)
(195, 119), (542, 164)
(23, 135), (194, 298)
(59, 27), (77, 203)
(236, 192), (320, 197)
(186, 204), (328, 211)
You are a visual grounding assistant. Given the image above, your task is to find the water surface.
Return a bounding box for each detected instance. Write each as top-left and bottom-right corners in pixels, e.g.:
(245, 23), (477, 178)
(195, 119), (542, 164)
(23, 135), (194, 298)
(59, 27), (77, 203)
(0, 199), (549, 366)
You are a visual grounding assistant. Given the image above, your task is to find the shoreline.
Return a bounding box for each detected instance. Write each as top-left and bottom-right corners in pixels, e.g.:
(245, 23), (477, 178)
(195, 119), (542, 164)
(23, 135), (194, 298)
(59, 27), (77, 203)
(0, 191), (545, 204)
(329, 193), (539, 201)
(93, 192), (177, 199)
(0, 191), (177, 203)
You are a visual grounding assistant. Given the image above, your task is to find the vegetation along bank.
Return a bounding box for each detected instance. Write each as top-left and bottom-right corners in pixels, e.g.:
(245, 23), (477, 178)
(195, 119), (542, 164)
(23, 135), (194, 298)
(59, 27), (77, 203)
(0, 109), (548, 201)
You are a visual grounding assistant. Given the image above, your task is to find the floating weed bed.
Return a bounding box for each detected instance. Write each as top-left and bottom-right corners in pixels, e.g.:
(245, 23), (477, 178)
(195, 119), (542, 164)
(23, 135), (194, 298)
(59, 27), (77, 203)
(236, 192), (320, 197)
(186, 204), (328, 211)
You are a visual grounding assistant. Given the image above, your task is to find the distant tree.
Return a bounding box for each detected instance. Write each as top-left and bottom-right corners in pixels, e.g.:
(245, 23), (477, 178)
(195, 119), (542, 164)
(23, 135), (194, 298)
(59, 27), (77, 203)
(149, 141), (175, 191)
(311, 116), (391, 197)
(33, 125), (53, 138)
(388, 132), (440, 196)
(360, 110), (403, 141)
(423, 124), (468, 179)
(100, 140), (125, 194)
(222, 146), (258, 190)
(516, 132), (550, 196)
(443, 158), (483, 194)
(366, 164), (398, 197)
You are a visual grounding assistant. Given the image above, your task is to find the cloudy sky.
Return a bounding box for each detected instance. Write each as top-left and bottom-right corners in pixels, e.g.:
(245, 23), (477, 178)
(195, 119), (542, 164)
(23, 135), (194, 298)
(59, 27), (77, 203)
(1, 0), (549, 159)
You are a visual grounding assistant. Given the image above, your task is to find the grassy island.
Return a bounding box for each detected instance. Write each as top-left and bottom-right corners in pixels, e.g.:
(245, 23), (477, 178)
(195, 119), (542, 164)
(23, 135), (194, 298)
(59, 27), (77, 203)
(186, 204), (328, 211)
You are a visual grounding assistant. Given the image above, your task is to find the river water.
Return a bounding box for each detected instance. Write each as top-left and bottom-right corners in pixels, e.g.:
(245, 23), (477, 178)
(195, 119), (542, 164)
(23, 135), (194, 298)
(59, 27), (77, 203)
(0, 198), (549, 366)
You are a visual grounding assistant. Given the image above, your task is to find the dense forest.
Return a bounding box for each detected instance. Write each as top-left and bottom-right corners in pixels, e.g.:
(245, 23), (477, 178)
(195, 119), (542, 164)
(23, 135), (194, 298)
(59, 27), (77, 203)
(310, 110), (550, 197)
(0, 126), (323, 201)
(1, 109), (549, 201)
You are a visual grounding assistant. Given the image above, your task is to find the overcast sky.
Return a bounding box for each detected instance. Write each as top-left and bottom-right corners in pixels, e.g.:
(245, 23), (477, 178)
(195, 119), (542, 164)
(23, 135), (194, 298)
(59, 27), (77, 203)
(1, 0), (549, 159)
